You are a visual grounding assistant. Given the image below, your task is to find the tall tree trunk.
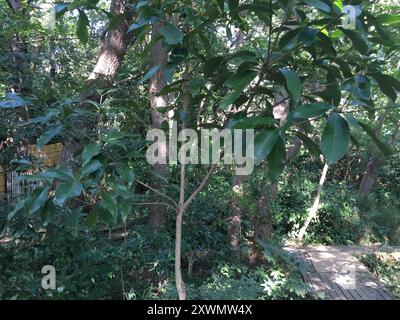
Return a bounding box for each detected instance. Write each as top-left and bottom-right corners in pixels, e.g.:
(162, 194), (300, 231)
(147, 21), (169, 229)
(297, 162), (329, 241)
(358, 154), (382, 199)
(228, 174), (246, 260)
(6, 0), (28, 94)
(59, 0), (133, 166)
(358, 111), (391, 199)
(250, 90), (302, 264)
(227, 29), (246, 259)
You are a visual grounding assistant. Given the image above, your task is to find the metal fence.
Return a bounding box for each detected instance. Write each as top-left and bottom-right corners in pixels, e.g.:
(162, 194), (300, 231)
(0, 143), (63, 203)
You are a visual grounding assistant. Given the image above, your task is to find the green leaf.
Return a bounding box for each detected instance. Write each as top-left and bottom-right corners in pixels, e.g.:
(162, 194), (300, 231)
(26, 187), (49, 214)
(230, 50), (258, 65)
(377, 14), (400, 25)
(229, 116), (275, 129)
(101, 131), (139, 143)
(298, 28), (318, 46)
(320, 113), (350, 164)
(40, 199), (56, 225)
(142, 65), (161, 82)
(220, 91), (242, 110)
(94, 205), (115, 226)
(21, 168), (75, 182)
(120, 164), (135, 188)
(341, 29), (369, 55)
(371, 73), (399, 102)
(8, 200), (26, 221)
(279, 68), (302, 102)
(295, 131), (322, 156)
(267, 137), (286, 182)
(358, 122), (394, 157)
(54, 181), (83, 205)
(159, 24), (184, 45)
(188, 79), (205, 96)
(65, 209), (81, 236)
(293, 102), (332, 119)
(0, 93), (27, 108)
(36, 126), (63, 149)
(228, 0), (239, 11)
(55, 3), (69, 19)
(127, 18), (151, 32)
(108, 14), (124, 30)
(303, 0), (331, 13)
(86, 209), (97, 227)
(101, 192), (118, 222)
(82, 143), (101, 166)
(77, 10), (90, 45)
(81, 160), (103, 177)
(254, 129), (280, 165)
(225, 70), (257, 91)
(119, 200), (131, 223)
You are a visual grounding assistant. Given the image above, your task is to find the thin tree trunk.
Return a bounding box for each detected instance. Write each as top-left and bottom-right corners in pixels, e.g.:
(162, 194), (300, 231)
(147, 20), (169, 228)
(297, 162), (329, 241)
(175, 68), (190, 300)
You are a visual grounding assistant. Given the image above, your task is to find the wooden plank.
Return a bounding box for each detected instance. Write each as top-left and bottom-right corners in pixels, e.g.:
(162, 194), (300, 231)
(321, 273), (346, 300)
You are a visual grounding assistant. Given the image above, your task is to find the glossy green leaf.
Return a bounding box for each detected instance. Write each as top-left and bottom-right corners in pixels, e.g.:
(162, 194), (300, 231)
(254, 129), (280, 165)
(293, 102), (332, 119)
(81, 159), (103, 177)
(40, 199), (56, 225)
(267, 137), (286, 182)
(77, 10), (89, 45)
(377, 14), (400, 25)
(341, 29), (369, 55)
(320, 113), (350, 164)
(36, 126), (63, 149)
(279, 68), (301, 102)
(220, 91), (242, 110)
(54, 181), (83, 205)
(159, 24), (184, 45)
(142, 65), (161, 82)
(225, 70), (257, 90)
(82, 143), (101, 166)
(0, 93), (27, 108)
(26, 187), (49, 215)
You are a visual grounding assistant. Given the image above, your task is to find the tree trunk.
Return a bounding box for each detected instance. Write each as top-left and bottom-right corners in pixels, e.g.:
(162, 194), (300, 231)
(249, 92), (303, 264)
(174, 68), (190, 300)
(59, 0), (133, 166)
(358, 154), (382, 199)
(227, 29), (246, 258)
(6, 0), (28, 94)
(147, 21), (169, 229)
(228, 174), (246, 260)
(358, 111), (391, 200)
(297, 162), (329, 241)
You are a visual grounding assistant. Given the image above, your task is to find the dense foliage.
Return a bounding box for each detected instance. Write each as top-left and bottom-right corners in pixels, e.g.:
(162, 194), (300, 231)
(0, 0), (399, 300)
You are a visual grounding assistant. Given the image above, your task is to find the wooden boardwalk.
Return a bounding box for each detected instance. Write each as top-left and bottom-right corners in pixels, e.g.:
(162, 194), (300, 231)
(285, 245), (395, 300)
